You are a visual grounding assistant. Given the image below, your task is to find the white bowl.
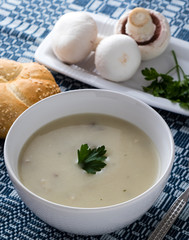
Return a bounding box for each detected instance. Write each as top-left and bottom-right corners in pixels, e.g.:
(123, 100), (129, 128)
(4, 89), (174, 235)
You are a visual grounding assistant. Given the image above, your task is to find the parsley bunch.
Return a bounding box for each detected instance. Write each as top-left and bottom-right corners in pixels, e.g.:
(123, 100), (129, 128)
(142, 50), (189, 110)
(77, 144), (107, 174)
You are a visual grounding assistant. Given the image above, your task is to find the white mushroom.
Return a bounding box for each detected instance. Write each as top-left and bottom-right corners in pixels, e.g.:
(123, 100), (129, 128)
(115, 8), (171, 60)
(51, 12), (98, 64)
(95, 34), (141, 82)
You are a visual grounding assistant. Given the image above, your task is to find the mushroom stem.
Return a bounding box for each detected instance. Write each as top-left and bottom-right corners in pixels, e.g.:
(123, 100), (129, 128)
(126, 7), (156, 42)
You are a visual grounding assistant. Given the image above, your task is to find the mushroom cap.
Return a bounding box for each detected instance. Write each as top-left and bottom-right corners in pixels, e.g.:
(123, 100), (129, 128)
(115, 8), (171, 61)
(95, 34), (141, 82)
(52, 12), (98, 64)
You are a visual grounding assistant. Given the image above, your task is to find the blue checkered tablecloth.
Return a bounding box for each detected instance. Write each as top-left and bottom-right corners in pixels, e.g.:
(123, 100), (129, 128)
(0, 0), (189, 239)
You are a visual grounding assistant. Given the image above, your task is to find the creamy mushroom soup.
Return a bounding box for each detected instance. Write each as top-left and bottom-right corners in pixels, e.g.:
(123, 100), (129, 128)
(18, 114), (159, 208)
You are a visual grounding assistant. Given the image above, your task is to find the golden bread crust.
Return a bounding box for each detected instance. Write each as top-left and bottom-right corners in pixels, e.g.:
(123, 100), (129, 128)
(0, 59), (60, 138)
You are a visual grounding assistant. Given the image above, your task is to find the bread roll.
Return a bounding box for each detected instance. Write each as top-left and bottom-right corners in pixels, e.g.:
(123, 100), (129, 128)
(0, 59), (61, 138)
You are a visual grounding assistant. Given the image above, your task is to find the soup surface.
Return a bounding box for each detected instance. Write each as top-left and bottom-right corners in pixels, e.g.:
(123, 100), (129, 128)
(18, 114), (159, 208)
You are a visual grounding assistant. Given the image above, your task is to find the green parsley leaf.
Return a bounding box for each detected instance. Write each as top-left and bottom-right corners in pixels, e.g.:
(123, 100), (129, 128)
(77, 144), (107, 174)
(142, 50), (189, 110)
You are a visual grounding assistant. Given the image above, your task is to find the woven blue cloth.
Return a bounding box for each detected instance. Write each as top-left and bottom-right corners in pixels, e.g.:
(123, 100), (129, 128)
(0, 0), (189, 239)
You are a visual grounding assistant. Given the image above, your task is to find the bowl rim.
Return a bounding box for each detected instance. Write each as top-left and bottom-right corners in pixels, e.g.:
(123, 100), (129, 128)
(4, 89), (175, 211)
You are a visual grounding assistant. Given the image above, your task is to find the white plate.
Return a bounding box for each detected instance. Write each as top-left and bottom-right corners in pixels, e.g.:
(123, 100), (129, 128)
(35, 13), (189, 116)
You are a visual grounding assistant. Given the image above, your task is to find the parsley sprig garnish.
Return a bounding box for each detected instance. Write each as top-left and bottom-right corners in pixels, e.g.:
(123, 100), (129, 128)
(142, 50), (189, 110)
(77, 144), (107, 174)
